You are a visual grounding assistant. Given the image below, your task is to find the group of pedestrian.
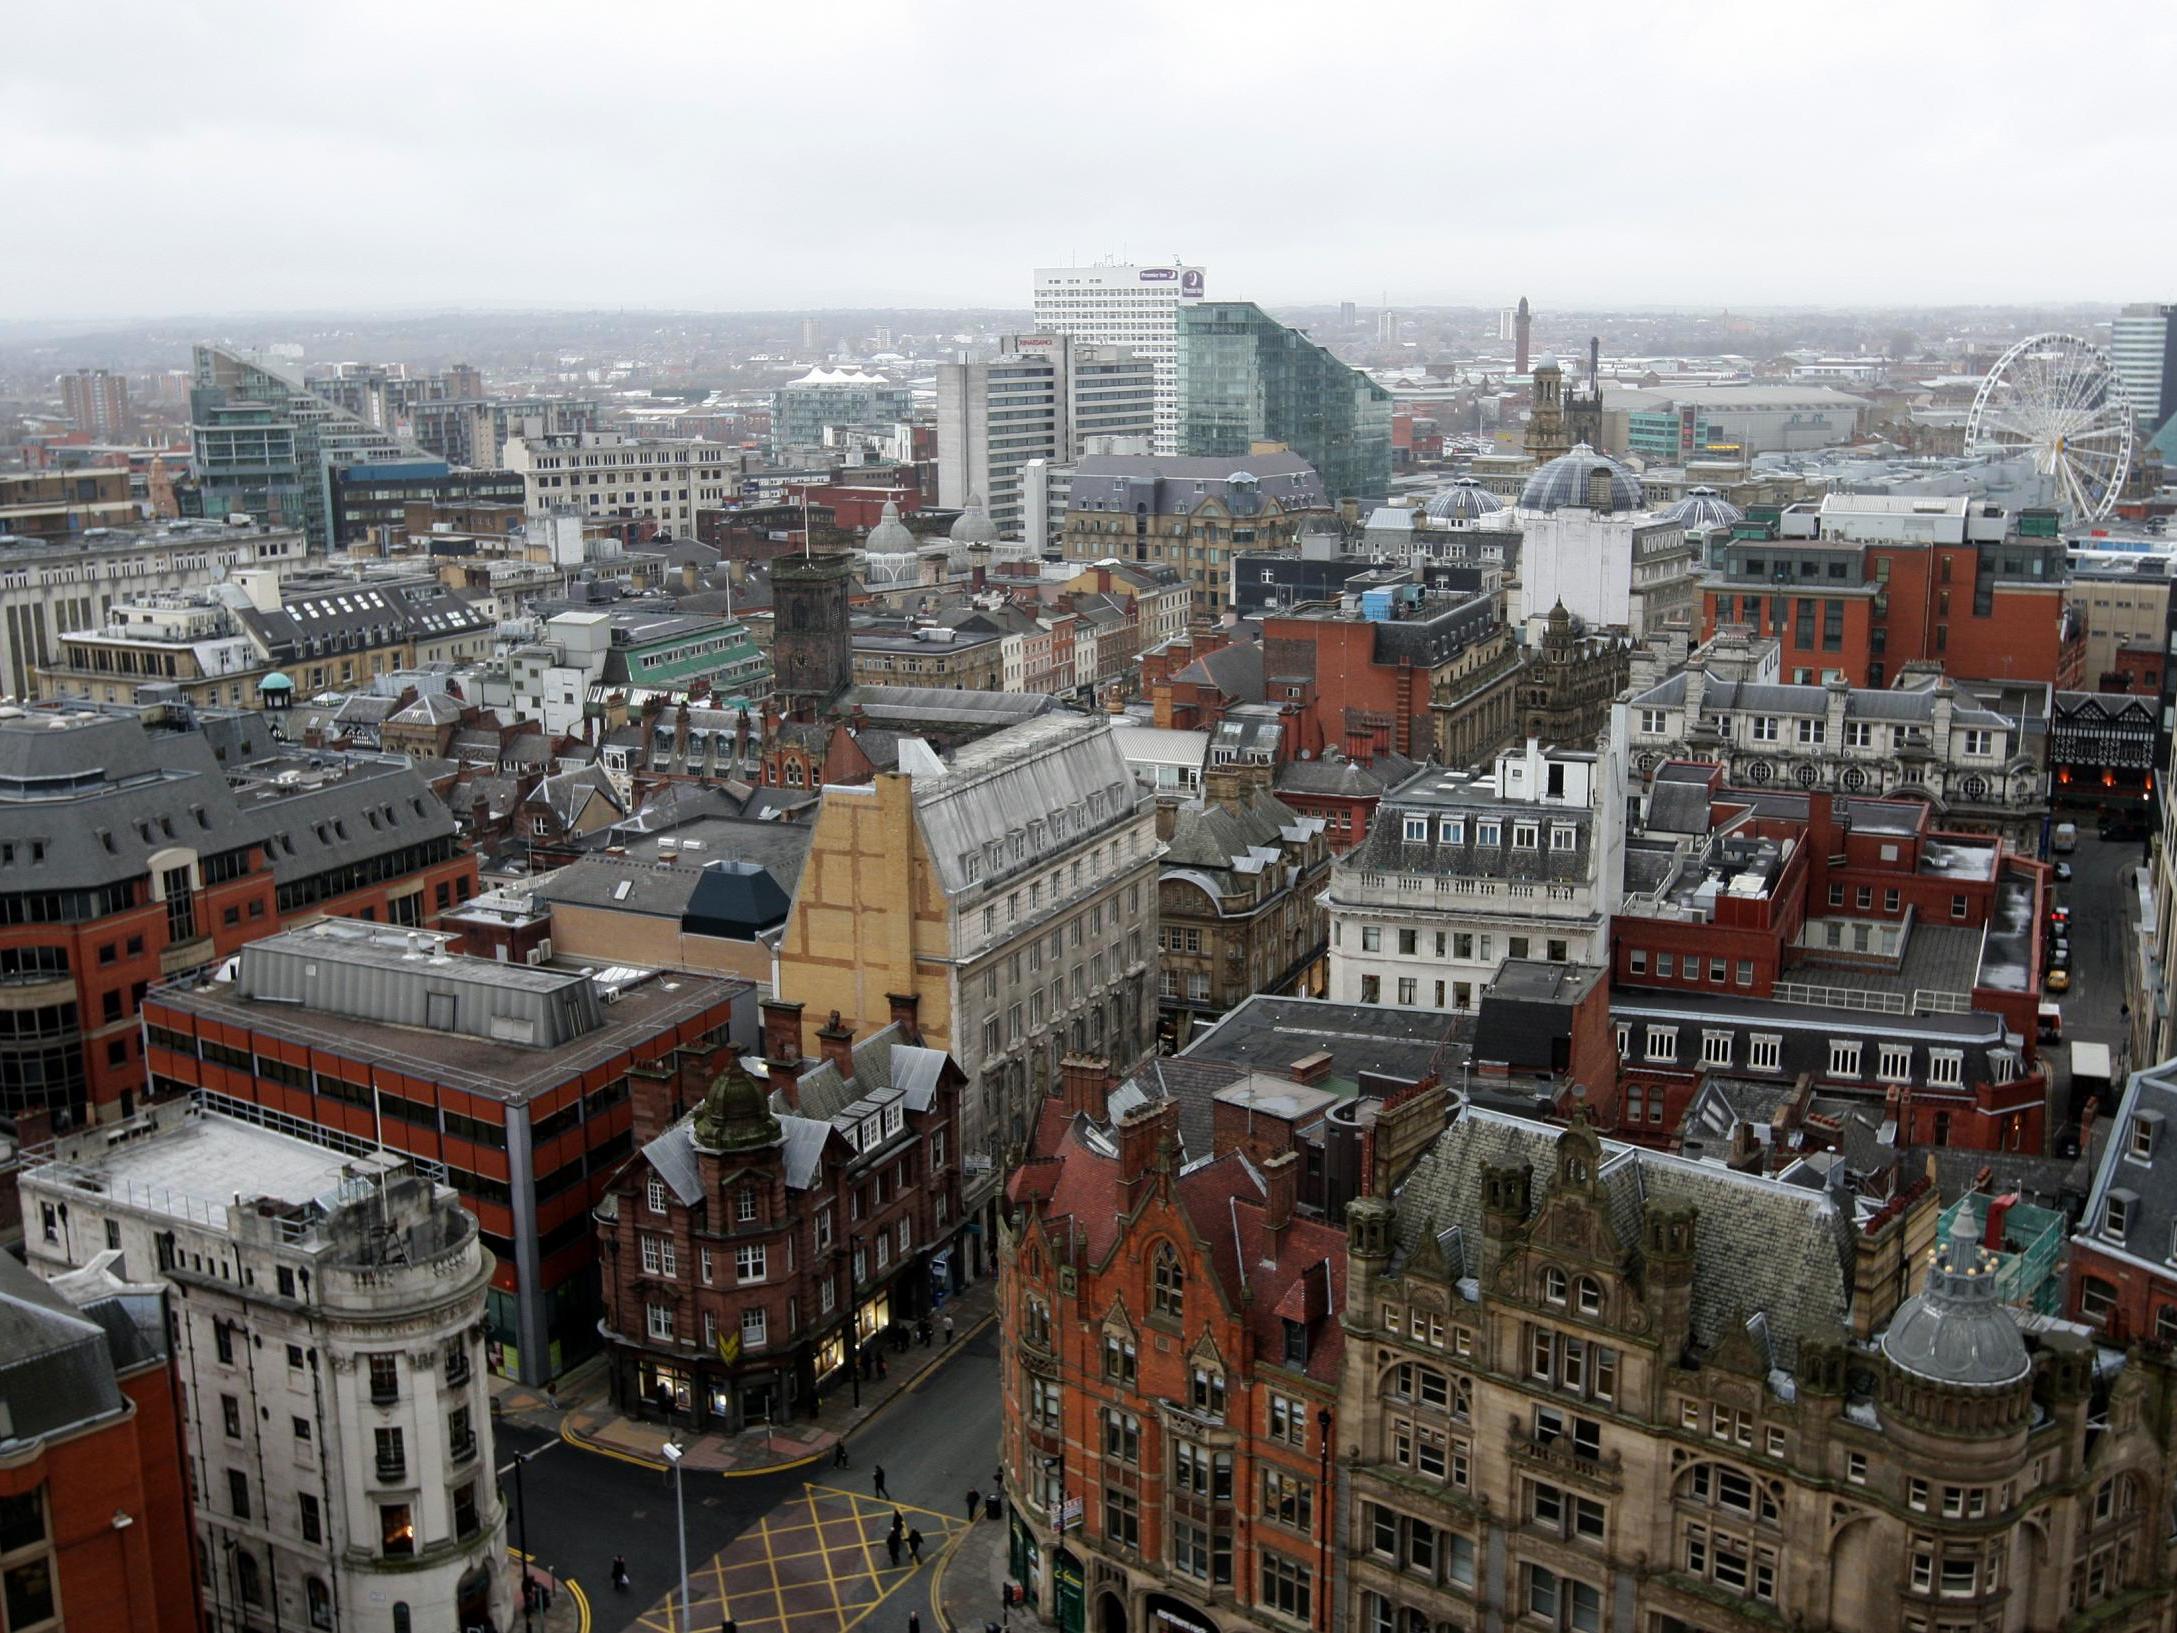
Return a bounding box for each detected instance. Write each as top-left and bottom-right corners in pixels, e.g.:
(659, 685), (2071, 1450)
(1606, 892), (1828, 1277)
(880, 1497), (925, 1567)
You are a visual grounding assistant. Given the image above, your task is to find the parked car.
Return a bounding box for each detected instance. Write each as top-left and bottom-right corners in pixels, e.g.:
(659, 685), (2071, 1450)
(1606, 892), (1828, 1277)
(2054, 861), (2074, 883)
(2038, 1001), (2064, 1043)
(2047, 967), (2072, 992)
(2049, 945), (2071, 969)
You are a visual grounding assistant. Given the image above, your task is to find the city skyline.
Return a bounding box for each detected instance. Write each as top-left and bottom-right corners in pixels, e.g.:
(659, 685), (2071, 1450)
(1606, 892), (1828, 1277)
(6, 1), (2172, 319)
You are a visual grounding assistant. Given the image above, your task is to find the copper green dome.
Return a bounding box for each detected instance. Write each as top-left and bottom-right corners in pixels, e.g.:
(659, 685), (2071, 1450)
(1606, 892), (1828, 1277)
(692, 1051), (782, 1153)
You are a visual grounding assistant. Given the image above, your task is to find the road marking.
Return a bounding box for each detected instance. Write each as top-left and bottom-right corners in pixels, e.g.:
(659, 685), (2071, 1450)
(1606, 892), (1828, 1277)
(804, 1483), (955, 1525)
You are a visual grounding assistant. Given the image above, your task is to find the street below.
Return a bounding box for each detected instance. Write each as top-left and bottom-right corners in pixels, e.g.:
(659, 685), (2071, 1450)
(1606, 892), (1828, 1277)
(501, 1317), (1004, 1633)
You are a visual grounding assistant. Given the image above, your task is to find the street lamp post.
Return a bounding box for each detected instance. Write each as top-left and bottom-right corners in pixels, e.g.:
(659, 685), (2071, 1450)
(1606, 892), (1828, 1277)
(847, 1234), (865, 1409)
(507, 1447), (541, 1633)
(663, 1440), (691, 1633)
(1316, 1409), (1334, 1633)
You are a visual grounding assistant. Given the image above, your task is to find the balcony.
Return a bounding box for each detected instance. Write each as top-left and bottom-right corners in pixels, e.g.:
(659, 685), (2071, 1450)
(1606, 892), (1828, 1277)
(449, 1433), (477, 1467)
(1508, 1426), (1621, 1491)
(374, 1454), (408, 1485)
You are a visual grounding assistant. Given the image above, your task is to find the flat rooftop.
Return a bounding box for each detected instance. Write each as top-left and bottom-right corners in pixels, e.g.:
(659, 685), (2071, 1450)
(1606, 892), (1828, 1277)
(1184, 995), (1469, 1095)
(155, 957), (747, 1103)
(35, 1106), (399, 1224)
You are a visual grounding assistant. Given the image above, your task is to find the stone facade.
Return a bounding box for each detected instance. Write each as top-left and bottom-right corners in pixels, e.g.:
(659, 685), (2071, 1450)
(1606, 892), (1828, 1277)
(1153, 765), (1332, 1045)
(1339, 1110), (2177, 1633)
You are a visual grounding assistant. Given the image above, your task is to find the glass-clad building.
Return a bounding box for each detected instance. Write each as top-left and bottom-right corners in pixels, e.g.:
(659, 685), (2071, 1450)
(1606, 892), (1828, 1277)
(1176, 301), (1391, 505)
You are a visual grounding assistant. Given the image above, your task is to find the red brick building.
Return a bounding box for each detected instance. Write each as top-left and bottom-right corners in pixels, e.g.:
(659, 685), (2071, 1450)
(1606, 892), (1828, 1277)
(0, 1256), (200, 1633)
(1610, 769), (2052, 1154)
(1698, 496), (2082, 689)
(1002, 1090), (1345, 1633)
(596, 999), (965, 1430)
(0, 702), (475, 1128)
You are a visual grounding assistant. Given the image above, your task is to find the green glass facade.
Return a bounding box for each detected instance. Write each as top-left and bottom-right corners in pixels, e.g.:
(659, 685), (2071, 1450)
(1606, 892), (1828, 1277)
(1176, 302), (1391, 504)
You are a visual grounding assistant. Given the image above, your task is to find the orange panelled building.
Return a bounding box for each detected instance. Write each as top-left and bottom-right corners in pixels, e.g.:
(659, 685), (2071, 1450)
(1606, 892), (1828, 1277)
(1002, 1091), (1346, 1633)
(141, 922), (748, 1384)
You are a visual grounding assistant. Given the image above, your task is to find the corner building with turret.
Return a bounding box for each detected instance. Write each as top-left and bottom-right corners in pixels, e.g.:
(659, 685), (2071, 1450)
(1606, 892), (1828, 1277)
(1340, 1108), (2177, 1633)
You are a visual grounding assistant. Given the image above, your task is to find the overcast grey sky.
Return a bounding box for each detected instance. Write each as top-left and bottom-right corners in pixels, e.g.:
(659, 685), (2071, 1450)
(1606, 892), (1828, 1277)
(7, 0), (2171, 319)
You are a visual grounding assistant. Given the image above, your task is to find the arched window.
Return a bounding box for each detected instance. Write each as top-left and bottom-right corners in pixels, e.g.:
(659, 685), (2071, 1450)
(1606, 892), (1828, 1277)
(235, 1551), (263, 1605)
(1541, 1267), (1567, 1305)
(307, 1577), (333, 1630)
(1152, 1246), (1184, 1320)
(1576, 1277), (1604, 1317)
(393, 1604), (412, 1633)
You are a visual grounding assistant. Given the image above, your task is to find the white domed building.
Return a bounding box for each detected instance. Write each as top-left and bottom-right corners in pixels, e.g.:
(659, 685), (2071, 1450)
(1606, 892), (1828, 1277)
(1512, 443), (1698, 638)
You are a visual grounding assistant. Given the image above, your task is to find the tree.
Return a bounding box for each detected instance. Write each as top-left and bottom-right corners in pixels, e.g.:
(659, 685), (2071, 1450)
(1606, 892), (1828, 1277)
(1888, 330), (1918, 361)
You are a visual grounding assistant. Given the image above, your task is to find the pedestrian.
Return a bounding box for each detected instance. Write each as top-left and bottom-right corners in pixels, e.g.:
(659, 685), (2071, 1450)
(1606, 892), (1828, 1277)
(612, 1555), (630, 1593)
(908, 1528), (924, 1563)
(943, 1314), (955, 1344)
(886, 1529), (902, 1567)
(966, 1488), (981, 1521)
(919, 1319), (931, 1348)
(892, 1510), (905, 1539)
(542, 1578), (554, 1613)
(877, 1353), (888, 1379)
(724, 1621), (738, 1633)
(834, 1437), (850, 1468)
(873, 1464), (889, 1499)
(910, 1612), (922, 1633)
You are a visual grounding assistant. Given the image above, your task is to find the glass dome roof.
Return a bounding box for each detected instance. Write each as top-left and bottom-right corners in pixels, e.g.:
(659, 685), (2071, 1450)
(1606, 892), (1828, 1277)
(1660, 486), (1744, 529)
(1517, 443), (1645, 515)
(949, 494), (999, 545)
(1425, 478), (1505, 522)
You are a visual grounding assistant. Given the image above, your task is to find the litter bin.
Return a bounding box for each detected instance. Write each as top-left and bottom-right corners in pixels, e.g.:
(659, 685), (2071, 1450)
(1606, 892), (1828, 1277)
(985, 1492), (1002, 1520)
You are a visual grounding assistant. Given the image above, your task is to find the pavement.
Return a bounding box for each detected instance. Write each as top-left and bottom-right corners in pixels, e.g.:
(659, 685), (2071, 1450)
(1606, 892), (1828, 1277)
(507, 1278), (999, 1475)
(509, 1550), (588, 1633)
(934, 1504), (1053, 1633)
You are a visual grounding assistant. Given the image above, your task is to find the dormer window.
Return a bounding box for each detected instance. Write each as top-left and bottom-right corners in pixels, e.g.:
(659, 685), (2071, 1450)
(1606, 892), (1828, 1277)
(2105, 1192), (2134, 1241)
(1403, 815), (1428, 843)
(2131, 1115), (2158, 1163)
(1542, 1267), (1568, 1305)
(1282, 1320), (1309, 1367)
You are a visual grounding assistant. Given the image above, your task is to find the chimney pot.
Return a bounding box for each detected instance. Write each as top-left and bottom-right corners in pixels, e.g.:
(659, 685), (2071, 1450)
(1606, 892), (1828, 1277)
(1263, 1149), (1299, 1236)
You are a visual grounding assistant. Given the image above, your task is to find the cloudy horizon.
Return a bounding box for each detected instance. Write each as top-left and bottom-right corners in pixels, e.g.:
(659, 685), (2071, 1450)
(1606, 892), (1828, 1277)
(6, 0), (2171, 321)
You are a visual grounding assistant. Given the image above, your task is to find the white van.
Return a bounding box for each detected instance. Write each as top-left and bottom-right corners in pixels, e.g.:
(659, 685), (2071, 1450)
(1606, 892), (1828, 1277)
(2053, 822), (2078, 854)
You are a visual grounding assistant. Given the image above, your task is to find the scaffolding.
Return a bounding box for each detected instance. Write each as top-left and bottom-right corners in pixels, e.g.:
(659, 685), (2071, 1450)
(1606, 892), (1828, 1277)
(1938, 1193), (2065, 1314)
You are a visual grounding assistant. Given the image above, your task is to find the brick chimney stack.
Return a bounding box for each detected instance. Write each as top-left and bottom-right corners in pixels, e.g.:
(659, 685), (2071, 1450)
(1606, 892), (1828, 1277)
(886, 992), (923, 1045)
(1059, 1055), (1115, 1123)
(1117, 1099), (1177, 1212)
(1262, 1149), (1299, 1242)
(761, 999), (805, 1107)
(816, 1010), (856, 1078)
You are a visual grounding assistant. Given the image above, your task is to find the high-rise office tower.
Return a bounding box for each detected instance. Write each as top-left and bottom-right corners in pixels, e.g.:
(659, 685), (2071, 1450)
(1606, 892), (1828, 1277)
(938, 335), (1152, 535)
(1033, 261), (1205, 455)
(57, 368), (130, 437)
(1176, 302), (1393, 505)
(2112, 303), (2177, 432)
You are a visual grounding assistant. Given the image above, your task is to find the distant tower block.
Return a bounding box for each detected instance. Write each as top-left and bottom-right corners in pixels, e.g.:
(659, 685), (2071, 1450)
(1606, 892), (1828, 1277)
(1515, 295), (1532, 375)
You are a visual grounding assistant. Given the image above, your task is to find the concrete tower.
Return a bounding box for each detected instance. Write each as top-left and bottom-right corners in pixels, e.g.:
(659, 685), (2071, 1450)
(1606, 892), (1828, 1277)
(1514, 295), (1532, 375)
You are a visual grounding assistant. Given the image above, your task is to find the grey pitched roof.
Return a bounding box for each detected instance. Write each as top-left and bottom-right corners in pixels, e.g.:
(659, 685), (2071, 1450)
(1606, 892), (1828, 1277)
(0, 1255), (128, 1446)
(1273, 752), (1421, 797)
(641, 1124), (703, 1205)
(2077, 1058), (2177, 1276)
(1393, 1107), (1855, 1369)
(241, 759), (458, 886)
(780, 1115), (835, 1190)
(1108, 1056), (1247, 1162)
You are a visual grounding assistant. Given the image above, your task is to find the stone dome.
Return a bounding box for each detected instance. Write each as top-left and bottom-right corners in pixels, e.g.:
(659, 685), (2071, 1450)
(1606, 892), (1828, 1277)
(1660, 486), (1744, 530)
(1878, 1202), (2031, 1389)
(950, 494), (999, 546)
(1517, 443), (1645, 515)
(1426, 478), (1506, 523)
(692, 1050), (782, 1154)
(865, 499), (916, 553)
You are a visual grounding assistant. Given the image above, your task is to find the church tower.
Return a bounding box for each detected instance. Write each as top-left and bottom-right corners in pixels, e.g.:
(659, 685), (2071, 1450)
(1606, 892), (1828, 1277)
(769, 546), (854, 721)
(1524, 355), (1570, 466)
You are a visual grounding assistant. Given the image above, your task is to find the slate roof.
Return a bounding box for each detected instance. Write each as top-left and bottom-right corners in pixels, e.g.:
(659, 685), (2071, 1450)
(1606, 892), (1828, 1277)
(1107, 1056), (1249, 1163)
(0, 1254), (130, 1447)
(1161, 790), (1322, 906)
(1170, 640), (1265, 703)
(1392, 1106), (1856, 1369)
(1629, 672), (2015, 732)
(527, 765), (622, 829)
(1183, 994), (1466, 1095)
(1273, 752), (1422, 798)
(2076, 1057), (2177, 1281)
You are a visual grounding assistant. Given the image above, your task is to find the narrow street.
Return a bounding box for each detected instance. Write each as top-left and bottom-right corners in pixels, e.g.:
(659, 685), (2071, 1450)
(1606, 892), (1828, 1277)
(2047, 829), (2147, 1143)
(501, 1321), (1005, 1633)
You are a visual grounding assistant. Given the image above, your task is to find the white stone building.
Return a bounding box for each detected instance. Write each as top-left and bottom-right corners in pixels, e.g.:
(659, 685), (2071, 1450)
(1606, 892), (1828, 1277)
(1511, 446), (1697, 638)
(503, 429), (738, 538)
(21, 1100), (509, 1633)
(1324, 738), (1626, 1010)
(1615, 665), (2045, 850)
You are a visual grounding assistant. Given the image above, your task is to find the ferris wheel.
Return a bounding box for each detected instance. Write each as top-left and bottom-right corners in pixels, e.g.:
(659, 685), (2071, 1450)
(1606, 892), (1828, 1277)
(1964, 333), (2135, 523)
